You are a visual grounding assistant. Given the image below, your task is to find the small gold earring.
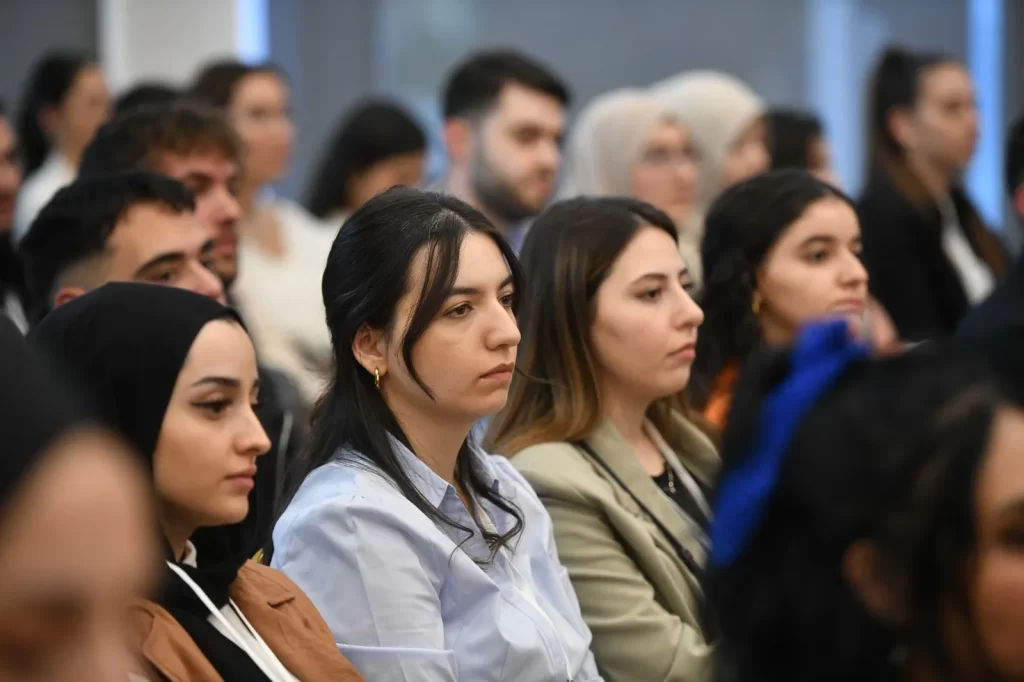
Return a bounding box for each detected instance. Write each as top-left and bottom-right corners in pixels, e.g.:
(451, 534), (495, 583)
(374, 367), (381, 390)
(752, 297), (761, 315)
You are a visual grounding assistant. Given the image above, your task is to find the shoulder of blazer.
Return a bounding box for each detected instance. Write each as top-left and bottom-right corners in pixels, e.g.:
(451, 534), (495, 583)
(512, 441), (610, 505)
(133, 600), (222, 682)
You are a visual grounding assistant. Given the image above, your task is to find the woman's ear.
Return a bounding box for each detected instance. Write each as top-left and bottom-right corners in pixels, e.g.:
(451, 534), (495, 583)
(351, 323), (388, 381)
(842, 539), (908, 626)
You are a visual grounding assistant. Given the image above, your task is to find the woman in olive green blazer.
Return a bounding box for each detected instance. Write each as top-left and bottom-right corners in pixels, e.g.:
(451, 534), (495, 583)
(489, 197), (717, 682)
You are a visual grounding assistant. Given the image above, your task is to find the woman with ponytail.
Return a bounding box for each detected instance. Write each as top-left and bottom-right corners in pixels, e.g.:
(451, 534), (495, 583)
(13, 52), (110, 241)
(858, 45), (1007, 341)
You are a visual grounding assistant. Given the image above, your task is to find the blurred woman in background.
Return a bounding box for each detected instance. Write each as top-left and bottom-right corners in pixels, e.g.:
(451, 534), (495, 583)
(559, 90), (702, 288)
(0, 317), (156, 681)
(489, 197), (715, 681)
(306, 99), (427, 229)
(691, 170), (868, 427)
(766, 108), (840, 186)
(191, 60), (334, 406)
(858, 46), (1007, 341)
(14, 51), (110, 241)
(708, 320), (1024, 682)
(273, 188), (602, 682)
(652, 70), (769, 261)
(30, 283), (364, 682)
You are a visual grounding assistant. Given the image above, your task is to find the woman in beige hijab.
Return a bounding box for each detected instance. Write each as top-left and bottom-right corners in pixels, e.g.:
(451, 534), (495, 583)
(559, 89), (702, 284)
(653, 71), (770, 267)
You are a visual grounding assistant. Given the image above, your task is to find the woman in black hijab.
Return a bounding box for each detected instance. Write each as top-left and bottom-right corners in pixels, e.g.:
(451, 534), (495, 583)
(0, 316), (157, 681)
(29, 283), (364, 682)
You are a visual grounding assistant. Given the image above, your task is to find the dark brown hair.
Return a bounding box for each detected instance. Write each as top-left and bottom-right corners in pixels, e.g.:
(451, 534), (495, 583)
(488, 196), (708, 455)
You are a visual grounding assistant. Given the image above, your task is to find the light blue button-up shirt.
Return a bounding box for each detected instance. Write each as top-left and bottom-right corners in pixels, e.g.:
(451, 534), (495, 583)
(272, 439), (604, 682)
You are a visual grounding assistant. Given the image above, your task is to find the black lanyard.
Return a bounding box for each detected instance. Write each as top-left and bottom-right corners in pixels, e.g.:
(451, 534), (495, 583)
(574, 441), (719, 642)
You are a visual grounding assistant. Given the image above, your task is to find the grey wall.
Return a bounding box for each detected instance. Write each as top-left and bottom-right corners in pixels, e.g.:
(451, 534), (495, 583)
(0, 0), (97, 112)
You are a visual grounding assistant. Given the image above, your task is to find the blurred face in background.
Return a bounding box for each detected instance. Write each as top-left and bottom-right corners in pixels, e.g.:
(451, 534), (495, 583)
(156, 151), (243, 287)
(631, 119), (699, 225)
(755, 197), (868, 344)
(469, 83), (565, 224)
(229, 72), (294, 188)
(0, 429), (156, 682)
(43, 65), (110, 163)
(0, 116), (22, 233)
(348, 151), (426, 211)
(721, 117), (770, 190)
(808, 134), (842, 187)
(590, 226), (704, 405)
(903, 63), (979, 174)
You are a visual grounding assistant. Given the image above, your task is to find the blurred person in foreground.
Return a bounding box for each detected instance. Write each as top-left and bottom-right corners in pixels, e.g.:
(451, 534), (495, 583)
(0, 317), (157, 681)
(709, 319), (1024, 682)
(957, 112), (1024, 405)
(306, 99), (427, 229)
(0, 100), (27, 329)
(440, 49), (570, 252)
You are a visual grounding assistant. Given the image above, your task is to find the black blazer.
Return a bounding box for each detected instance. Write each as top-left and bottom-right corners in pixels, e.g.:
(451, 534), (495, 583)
(858, 173), (1006, 341)
(957, 253), (1024, 405)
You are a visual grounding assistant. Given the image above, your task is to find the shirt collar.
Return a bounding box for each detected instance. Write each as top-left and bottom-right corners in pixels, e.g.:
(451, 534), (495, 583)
(388, 434), (502, 509)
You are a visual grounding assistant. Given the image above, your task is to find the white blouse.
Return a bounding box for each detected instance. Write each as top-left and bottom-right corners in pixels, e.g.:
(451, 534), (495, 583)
(13, 152), (75, 243)
(232, 199), (336, 404)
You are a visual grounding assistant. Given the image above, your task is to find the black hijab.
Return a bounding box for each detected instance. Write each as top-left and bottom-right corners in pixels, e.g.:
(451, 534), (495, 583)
(0, 316), (86, 508)
(29, 283), (273, 682)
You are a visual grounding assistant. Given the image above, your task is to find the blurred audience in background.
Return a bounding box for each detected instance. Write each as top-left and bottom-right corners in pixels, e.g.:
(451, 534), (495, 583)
(0, 100), (27, 330)
(113, 81), (180, 116)
(192, 60), (334, 406)
(653, 70), (769, 272)
(306, 99), (427, 230)
(14, 51), (110, 241)
(559, 90), (702, 288)
(767, 108), (840, 187)
(858, 46), (1007, 341)
(440, 49), (570, 252)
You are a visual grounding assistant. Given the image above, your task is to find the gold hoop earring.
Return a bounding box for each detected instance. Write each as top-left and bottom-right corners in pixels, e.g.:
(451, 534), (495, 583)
(752, 297), (761, 315)
(374, 367), (381, 390)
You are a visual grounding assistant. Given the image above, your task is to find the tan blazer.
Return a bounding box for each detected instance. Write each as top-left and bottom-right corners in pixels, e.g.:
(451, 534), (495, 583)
(512, 414), (718, 682)
(133, 561), (365, 682)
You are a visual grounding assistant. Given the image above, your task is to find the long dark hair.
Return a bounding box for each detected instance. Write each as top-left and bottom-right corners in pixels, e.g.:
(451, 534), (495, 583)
(691, 169), (853, 408)
(305, 100), (426, 220)
(867, 45), (953, 184)
(305, 186), (525, 560)
(488, 197), (707, 454)
(709, 342), (1001, 682)
(16, 51), (93, 175)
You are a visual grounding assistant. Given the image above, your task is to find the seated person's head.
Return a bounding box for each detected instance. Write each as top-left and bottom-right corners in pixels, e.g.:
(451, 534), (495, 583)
(79, 101), (242, 286)
(19, 170), (224, 323)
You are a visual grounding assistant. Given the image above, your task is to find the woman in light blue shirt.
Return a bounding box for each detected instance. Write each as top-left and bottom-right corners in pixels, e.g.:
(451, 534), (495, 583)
(272, 187), (603, 682)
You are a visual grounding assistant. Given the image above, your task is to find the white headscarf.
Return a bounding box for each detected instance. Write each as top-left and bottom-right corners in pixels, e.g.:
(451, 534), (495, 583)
(559, 89), (678, 199)
(652, 70), (766, 215)
(558, 89), (705, 287)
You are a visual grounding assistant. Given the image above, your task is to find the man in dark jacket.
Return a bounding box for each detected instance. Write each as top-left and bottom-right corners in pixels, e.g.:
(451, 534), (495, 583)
(956, 114), (1024, 405)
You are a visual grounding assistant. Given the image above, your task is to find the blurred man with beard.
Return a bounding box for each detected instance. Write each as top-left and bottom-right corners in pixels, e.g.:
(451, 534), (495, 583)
(441, 50), (569, 251)
(0, 101), (27, 329)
